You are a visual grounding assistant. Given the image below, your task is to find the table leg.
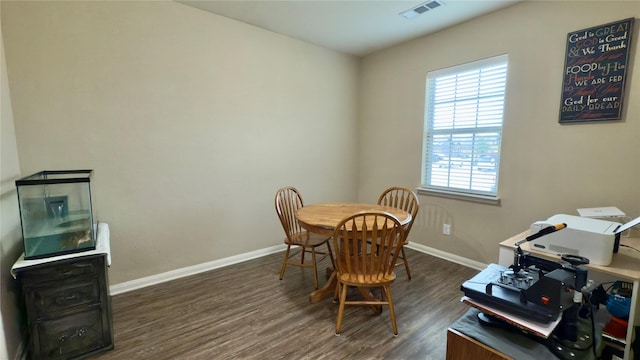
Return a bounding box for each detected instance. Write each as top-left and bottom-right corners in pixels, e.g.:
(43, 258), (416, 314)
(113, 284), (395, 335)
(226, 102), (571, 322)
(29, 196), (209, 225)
(357, 287), (383, 314)
(310, 268), (382, 315)
(310, 269), (337, 303)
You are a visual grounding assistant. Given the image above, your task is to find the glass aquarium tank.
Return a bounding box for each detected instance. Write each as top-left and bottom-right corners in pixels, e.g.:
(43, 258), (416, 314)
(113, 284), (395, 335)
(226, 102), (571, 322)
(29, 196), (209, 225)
(16, 170), (96, 259)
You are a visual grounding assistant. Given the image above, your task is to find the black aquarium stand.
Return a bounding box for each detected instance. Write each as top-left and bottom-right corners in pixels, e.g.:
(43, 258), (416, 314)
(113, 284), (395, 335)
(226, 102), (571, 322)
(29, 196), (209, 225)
(11, 224), (113, 360)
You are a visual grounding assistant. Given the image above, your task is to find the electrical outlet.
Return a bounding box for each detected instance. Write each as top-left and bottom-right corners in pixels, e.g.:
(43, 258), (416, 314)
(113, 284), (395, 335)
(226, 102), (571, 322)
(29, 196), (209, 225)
(443, 224), (451, 235)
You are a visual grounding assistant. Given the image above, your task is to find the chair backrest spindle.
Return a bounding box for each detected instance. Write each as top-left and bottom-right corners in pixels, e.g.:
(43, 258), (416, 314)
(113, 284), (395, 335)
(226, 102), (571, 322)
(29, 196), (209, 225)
(275, 187), (306, 241)
(378, 187), (419, 237)
(333, 212), (404, 283)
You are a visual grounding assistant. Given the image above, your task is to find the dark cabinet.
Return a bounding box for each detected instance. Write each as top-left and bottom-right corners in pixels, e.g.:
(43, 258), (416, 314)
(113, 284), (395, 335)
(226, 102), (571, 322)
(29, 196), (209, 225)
(16, 254), (113, 360)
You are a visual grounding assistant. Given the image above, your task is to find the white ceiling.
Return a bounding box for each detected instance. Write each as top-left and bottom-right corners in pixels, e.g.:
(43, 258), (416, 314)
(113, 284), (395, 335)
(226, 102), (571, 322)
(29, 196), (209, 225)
(178, 0), (522, 56)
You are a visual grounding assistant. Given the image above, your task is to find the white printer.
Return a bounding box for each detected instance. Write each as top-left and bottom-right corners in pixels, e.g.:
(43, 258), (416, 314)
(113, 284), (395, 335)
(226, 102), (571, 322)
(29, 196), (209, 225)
(528, 214), (622, 266)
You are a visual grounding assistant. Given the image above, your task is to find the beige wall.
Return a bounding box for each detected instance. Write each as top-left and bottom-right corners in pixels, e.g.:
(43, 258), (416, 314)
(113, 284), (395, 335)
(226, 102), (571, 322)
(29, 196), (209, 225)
(358, 1), (640, 263)
(1, 0), (359, 287)
(2, 0), (640, 358)
(1, 9), (25, 358)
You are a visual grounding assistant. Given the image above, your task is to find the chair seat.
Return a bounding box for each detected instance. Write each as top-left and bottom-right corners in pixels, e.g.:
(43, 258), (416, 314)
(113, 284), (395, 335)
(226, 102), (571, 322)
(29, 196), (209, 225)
(337, 271), (396, 286)
(286, 230), (330, 247)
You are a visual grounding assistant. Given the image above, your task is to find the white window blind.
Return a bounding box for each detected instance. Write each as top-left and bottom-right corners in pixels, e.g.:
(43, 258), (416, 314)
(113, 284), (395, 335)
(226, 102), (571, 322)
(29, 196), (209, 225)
(421, 55), (508, 198)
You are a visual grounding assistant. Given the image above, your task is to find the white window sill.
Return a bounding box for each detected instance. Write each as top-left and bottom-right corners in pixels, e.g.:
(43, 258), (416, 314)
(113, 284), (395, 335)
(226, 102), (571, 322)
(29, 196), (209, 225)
(416, 188), (501, 205)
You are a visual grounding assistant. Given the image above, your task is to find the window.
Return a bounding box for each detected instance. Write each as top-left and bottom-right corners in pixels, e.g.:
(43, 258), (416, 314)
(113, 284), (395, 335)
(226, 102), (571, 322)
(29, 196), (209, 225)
(420, 55), (508, 201)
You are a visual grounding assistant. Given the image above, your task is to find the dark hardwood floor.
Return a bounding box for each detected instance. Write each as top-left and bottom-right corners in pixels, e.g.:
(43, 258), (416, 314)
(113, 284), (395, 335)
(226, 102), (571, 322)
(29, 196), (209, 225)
(89, 248), (479, 360)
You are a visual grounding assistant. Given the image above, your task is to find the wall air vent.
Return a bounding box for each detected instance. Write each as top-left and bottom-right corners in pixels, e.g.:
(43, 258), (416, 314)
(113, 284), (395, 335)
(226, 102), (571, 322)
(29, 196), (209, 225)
(399, 0), (444, 19)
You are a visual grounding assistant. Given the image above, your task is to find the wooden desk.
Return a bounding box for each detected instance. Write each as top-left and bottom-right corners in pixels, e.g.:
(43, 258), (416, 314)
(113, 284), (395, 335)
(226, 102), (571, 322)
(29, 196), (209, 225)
(446, 307), (561, 360)
(446, 328), (511, 360)
(499, 230), (640, 360)
(296, 203), (411, 303)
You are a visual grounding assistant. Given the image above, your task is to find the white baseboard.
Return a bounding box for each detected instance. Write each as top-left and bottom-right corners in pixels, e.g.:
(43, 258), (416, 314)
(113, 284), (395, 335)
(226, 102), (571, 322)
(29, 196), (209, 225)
(406, 242), (486, 271)
(109, 242), (484, 295)
(109, 244), (287, 295)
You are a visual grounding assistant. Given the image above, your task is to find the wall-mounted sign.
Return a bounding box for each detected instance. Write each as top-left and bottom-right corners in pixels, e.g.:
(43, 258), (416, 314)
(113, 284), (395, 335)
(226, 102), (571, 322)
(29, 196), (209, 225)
(559, 18), (634, 123)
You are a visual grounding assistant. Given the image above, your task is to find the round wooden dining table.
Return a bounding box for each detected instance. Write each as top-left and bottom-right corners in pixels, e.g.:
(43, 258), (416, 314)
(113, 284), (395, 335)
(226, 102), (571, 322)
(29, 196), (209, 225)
(295, 202), (412, 304)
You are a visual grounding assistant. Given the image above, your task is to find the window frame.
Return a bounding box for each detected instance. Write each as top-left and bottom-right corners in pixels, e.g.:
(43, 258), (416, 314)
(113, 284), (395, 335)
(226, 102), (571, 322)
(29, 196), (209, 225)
(419, 54), (508, 204)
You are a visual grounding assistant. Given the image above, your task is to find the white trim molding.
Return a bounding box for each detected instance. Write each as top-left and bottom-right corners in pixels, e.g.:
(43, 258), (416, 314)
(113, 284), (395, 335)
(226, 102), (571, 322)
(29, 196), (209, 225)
(406, 242), (486, 271)
(110, 244), (287, 295)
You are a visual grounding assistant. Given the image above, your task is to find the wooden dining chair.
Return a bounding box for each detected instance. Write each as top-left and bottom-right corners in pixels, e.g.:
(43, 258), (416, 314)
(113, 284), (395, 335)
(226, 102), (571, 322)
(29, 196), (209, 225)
(332, 211), (405, 336)
(275, 186), (335, 290)
(378, 187), (419, 280)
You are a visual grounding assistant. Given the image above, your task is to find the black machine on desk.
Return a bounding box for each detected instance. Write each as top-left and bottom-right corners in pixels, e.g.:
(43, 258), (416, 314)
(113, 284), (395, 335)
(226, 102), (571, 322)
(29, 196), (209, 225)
(461, 224), (596, 358)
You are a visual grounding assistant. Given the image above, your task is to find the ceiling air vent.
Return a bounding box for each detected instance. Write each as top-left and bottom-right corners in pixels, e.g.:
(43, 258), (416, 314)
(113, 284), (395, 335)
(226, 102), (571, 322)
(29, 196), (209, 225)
(399, 0), (444, 19)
